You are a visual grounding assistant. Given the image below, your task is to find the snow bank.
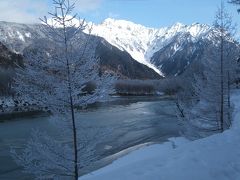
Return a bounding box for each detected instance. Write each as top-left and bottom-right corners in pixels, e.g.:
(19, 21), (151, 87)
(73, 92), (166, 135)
(79, 90), (240, 180)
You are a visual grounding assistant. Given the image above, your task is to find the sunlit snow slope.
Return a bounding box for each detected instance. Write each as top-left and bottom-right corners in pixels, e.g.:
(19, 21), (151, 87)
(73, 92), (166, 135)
(89, 18), (212, 76)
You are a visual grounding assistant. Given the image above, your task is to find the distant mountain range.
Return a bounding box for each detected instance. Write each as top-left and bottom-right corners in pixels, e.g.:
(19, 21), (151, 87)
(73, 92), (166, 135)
(0, 18), (239, 81)
(0, 21), (161, 79)
(89, 18), (239, 76)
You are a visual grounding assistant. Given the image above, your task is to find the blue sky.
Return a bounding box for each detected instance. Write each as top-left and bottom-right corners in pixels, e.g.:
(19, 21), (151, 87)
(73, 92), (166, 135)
(78, 0), (240, 28)
(0, 0), (239, 28)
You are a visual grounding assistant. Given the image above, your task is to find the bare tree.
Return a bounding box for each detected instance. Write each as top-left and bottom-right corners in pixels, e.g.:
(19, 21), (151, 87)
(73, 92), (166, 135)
(176, 43), (236, 138)
(229, 0), (240, 12)
(228, 0), (240, 88)
(175, 2), (238, 138)
(11, 0), (115, 179)
(214, 1), (237, 129)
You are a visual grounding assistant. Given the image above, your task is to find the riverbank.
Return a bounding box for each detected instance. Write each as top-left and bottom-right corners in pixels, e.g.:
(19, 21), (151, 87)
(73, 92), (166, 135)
(0, 110), (45, 121)
(0, 94), (173, 121)
(79, 90), (240, 180)
(0, 96), (179, 180)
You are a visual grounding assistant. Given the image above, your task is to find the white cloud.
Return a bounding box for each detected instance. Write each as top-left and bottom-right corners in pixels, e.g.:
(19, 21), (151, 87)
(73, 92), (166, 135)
(0, 0), (103, 24)
(0, 0), (49, 24)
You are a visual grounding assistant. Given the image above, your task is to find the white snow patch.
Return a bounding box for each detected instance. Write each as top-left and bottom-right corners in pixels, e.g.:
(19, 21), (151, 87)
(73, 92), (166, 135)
(46, 15), (86, 29)
(8, 31), (14, 38)
(16, 31), (25, 42)
(79, 90), (240, 180)
(25, 32), (31, 38)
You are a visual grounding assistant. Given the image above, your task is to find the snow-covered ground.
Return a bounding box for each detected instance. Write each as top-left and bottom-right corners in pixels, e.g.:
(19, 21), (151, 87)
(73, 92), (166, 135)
(79, 90), (240, 180)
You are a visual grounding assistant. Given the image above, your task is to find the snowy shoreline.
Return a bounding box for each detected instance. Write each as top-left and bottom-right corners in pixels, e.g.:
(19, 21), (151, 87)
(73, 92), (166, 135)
(0, 94), (171, 121)
(79, 90), (240, 180)
(0, 110), (44, 121)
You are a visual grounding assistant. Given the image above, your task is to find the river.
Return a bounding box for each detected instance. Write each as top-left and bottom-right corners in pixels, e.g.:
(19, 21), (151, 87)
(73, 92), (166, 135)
(0, 96), (180, 180)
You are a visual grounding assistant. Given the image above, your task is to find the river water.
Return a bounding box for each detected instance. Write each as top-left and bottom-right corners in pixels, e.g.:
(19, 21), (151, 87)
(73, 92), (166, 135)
(0, 96), (180, 180)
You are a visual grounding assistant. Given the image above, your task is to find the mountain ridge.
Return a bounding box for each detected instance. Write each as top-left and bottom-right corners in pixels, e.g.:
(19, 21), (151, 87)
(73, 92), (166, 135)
(0, 20), (162, 80)
(88, 18), (214, 76)
(0, 19), (238, 78)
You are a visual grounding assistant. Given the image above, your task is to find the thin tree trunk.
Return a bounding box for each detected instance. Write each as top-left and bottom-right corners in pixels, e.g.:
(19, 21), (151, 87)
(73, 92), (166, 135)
(69, 89), (78, 180)
(66, 42), (79, 180)
(220, 37), (224, 132)
(175, 100), (185, 118)
(227, 71), (231, 127)
(220, 3), (224, 132)
(60, 4), (79, 179)
(65, 33), (79, 180)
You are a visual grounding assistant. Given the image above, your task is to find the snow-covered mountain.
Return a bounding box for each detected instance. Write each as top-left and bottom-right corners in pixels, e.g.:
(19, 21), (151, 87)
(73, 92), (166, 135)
(0, 19), (238, 78)
(0, 21), (44, 53)
(0, 21), (162, 80)
(89, 18), (214, 76)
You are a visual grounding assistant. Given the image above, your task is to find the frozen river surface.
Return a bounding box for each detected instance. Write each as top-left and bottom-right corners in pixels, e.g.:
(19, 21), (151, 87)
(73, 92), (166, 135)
(0, 96), (180, 180)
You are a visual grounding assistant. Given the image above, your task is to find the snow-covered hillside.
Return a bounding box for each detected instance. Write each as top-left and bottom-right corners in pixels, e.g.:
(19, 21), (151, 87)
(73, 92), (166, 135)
(79, 90), (240, 180)
(0, 21), (162, 80)
(89, 18), (213, 76)
(0, 21), (44, 53)
(0, 19), (237, 77)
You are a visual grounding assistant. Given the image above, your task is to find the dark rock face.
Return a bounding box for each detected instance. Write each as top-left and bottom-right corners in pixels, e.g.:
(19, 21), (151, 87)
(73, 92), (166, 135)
(0, 42), (23, 95)
(0, 43), (23, 68)
(96, 40), (162, 79)
(150, 32), (239, 77)
(151, 34), (205, 76)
